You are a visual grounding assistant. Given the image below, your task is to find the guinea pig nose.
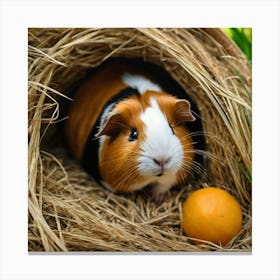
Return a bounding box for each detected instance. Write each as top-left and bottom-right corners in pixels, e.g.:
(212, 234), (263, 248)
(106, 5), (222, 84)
(153, 157), (171, 167)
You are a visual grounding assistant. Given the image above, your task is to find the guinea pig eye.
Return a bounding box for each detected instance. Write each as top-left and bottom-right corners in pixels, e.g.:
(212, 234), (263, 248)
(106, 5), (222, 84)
(169, 123), (175, 135)
(128, 128), (138, 142)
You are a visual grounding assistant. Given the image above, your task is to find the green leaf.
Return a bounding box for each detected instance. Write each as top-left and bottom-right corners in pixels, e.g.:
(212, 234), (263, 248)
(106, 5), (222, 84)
(222, 28), (252, 61)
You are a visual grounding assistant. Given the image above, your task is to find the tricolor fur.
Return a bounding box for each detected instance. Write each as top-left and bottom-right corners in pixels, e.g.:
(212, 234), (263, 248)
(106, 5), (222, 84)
(64, 59), (202, 202)
(96, 74), (195, 200)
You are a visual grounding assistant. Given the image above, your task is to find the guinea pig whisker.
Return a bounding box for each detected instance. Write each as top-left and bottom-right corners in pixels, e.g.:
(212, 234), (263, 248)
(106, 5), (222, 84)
(179, 131), (226, 148)
(184, 130), (232, 146)
(190, 161), (206, 176)
(177, 163), (193, 182)
(112, 166), (140, 192)
(181, 160), (205, 177)
(194, 150), (217, 160)
(182, 155), (204, 172)
(190, 148), (222, 162)
(106, 162), (137, 177)
(185, 131), (205, 137)
(180, 132), (204, 141)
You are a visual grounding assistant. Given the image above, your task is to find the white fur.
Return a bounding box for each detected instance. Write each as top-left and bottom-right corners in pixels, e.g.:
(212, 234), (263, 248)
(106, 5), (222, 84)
(138, 97), (184, 186)
(122, 73), (162, 94)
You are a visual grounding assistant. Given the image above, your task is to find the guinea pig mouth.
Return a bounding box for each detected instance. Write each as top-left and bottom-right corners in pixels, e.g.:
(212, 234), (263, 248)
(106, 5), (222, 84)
(156, 172), (163, 177)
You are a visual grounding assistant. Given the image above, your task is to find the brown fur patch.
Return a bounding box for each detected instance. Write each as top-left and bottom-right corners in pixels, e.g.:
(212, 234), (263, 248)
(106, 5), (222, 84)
(99, 91), (195, 192)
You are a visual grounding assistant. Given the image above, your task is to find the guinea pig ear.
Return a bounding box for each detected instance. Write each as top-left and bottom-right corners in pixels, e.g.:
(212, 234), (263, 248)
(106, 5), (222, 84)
(174, 99), (196, 124)
(95, 111), (124, 138)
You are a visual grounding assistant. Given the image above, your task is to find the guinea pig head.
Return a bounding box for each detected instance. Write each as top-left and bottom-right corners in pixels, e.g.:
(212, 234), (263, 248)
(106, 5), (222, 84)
(95, 92), (196, 193)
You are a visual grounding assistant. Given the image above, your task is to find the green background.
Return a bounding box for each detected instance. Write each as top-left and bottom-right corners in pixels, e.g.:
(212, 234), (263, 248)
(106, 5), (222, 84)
(223, 28), (252, 61)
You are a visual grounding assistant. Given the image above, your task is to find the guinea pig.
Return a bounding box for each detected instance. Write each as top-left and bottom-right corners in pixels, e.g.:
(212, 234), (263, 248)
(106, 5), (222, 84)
(64, 58), (205, 203)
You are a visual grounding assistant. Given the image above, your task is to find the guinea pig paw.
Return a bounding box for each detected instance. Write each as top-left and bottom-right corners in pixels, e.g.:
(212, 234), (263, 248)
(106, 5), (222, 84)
(151, 186), (165, 204)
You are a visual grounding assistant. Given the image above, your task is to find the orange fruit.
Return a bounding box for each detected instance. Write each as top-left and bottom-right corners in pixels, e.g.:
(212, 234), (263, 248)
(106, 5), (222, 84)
(182, 187), (242, 245)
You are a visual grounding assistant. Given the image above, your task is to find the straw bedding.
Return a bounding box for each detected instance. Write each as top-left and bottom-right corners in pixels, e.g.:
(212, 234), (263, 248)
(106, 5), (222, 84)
(28, 28), (252, 252)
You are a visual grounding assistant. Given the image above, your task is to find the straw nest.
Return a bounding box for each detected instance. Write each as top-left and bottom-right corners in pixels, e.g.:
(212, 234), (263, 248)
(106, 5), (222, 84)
(28, 28), (252, 252)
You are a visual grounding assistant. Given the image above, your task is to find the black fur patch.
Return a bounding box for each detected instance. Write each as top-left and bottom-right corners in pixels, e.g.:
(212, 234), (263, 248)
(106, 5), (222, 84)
(82, 87), (140, 183)
(63, 58), (206, 184)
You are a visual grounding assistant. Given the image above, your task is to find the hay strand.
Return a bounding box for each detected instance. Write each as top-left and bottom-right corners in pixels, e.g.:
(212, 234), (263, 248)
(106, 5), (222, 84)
(28, 28), (251, 252)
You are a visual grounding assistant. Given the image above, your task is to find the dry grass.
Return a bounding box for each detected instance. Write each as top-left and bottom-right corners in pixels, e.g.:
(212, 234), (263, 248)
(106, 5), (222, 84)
(28, 28), (252, 252)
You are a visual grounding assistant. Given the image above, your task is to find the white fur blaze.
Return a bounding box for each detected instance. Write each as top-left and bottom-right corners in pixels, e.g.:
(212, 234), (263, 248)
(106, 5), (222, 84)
(138, 97), (184, 180)
(122, 73), (162, 94)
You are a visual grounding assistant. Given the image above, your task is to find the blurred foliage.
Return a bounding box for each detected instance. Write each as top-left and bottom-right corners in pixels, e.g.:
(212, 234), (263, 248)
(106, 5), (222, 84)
(224, 29), (252, 184)
(223, 28), (252, 61)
